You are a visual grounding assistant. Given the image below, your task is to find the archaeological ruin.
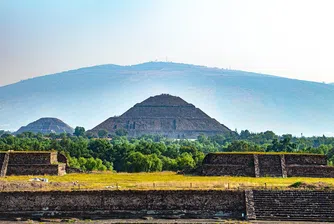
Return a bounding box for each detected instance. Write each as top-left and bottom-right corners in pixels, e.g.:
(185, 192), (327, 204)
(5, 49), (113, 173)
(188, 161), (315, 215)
(15, 117), (74, 135)
(201, 152), (334, 177)
(90, 94), (232, 139)
(0, 151), (67, 176)
(0, 189), (333, 221)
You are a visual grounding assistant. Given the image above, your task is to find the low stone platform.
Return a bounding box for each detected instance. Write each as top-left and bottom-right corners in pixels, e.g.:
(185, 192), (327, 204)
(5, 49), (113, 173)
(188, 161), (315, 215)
(201, 152), (334, 178)
(0, 151), (67, 176)
(0, 190), (333, 222)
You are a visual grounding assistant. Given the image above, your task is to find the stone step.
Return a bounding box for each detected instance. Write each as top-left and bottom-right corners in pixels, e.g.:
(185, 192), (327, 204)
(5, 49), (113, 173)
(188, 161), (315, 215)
(256, 216), (334, 221)
(256, 214), (334, 217)
(256, 210), (334, 214)
(254, 202), (334, 205)
(250, 190), (334, 221)
(257, 214), (334, 218)
(254, 201), (334, 204)
(254, 193), (334, 195)
(254, 196), (334, 199)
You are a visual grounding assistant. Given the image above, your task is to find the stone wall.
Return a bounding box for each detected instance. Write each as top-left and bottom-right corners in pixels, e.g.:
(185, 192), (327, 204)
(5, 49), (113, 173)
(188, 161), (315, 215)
(58, 164), (66, 176)
(203, 153), (254, 165)
(6, 164), (64, 176)
(1, 189), (334, 221)
(287, 165), (334, 177)
(285, 154), (327, 165)
(0, 151), (67, 176)
(0, 153), (4, 167)
(201, 164), (255, 177)
(257, 155), (282, 177)
(201, 153), (334, 178)
(8, 153), (52, 165)
(202, 153), (255, 176)
(0, 190), (245, 219)
(50, 152), (58, 164)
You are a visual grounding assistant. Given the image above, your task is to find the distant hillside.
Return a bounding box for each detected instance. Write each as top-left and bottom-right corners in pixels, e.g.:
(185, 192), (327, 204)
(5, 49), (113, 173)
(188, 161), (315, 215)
(16, 118), (74, 134)
(1, 62), (334, 136)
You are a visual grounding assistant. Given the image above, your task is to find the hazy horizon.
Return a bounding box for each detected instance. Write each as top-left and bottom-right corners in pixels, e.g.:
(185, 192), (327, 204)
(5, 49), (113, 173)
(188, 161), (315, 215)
(2, 61), (334, 88)
(1, 0), (334, 86)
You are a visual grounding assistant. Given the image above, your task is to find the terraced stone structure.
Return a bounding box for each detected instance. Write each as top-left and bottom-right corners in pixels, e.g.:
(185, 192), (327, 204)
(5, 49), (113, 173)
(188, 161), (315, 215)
(16, 117), (74, 135)
(201, 152), (334, 177)
(90, 94), (231, 139)
(0, 151), (66, 177)
(245, 190), (334, 221)
(0, 190), (333, 221)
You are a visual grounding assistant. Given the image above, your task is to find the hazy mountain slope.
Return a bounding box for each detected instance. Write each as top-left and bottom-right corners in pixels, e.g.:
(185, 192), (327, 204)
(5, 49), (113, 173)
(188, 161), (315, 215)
(1, 62), (334, 136)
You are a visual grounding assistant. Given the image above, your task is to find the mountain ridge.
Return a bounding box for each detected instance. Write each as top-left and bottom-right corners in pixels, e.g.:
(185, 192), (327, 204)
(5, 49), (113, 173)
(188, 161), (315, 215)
(0, 62), (290, 88)
(1, 61), (334, 136)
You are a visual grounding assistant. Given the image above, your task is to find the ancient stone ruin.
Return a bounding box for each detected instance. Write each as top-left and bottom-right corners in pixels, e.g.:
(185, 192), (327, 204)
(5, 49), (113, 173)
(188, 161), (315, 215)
(201, 152), (334, 177)
(0, 151), (67, 176)
(90, 94), (231, 138)
(16, 117), (74, 135)
(0, 190), (333, 221)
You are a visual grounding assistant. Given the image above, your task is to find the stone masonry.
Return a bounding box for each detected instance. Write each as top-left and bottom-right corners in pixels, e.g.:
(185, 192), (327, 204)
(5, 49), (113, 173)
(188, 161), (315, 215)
(0, 151), (67, 176)
(89, 94), (232, 139)
(201, 153), (334, 178)
(0, 190), (245, 219)
(0, 189), (333, 221)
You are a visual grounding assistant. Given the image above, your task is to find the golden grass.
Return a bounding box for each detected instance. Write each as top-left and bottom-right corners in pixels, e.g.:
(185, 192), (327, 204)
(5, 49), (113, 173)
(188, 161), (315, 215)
(1, 172), (334, 191)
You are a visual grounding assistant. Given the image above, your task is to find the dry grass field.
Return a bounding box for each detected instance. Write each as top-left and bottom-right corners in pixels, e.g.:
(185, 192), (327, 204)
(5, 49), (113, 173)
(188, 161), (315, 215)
(0, 172), (333, 191)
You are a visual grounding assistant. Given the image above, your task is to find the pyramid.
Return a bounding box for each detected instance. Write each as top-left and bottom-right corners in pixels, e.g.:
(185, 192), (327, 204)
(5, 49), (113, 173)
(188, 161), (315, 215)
(90, 94), (231, 139)
(16, 118), (74, 135)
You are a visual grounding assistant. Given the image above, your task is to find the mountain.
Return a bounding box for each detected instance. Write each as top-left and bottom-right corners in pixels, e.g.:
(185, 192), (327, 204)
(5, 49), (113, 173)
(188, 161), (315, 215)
(16, 118), (74, 135)
(90, 94), (231, 138)
(1, 62), (334, 136)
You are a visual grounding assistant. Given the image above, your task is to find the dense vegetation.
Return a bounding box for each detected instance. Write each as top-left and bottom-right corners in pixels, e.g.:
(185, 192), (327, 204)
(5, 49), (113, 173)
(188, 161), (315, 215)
(1, 128), (334, 172)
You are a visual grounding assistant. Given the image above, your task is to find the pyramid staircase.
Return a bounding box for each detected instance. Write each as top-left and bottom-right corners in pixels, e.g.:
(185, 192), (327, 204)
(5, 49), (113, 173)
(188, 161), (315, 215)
(246, 190), (334, 221)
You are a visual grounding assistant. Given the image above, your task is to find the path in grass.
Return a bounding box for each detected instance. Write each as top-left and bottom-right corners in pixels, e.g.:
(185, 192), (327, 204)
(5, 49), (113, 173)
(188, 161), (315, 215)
(1, 172), (333, 191)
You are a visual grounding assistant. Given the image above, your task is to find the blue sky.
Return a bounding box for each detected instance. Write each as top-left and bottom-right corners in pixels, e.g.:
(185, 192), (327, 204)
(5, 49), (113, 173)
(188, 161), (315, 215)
(1, 0), (334, 86)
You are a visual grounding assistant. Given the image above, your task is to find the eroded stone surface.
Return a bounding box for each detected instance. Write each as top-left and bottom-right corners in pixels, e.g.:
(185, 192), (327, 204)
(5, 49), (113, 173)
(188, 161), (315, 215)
(201, 153), (334, 178)
(0, 152), (66, 176)
(89, 94), (231, 139)
(15, 118), (74, 135)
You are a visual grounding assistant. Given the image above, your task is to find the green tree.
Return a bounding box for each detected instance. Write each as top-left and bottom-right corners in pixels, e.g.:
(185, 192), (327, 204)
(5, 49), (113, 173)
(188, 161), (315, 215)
(74, 127), (86, 137)
(161, 156), (178, 171)
(125, 151), (148, 172)
(85, 157), (97, 171)
(176, 152), (196, 170)
(147, 154), (162, 172)
(88, 139), (113, 161)
(98, 129), (109, 138)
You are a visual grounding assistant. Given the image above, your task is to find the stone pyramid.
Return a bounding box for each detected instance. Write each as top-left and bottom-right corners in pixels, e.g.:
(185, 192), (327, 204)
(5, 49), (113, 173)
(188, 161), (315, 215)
(90, 94), (231, 139)
(16, 117), (74, 135)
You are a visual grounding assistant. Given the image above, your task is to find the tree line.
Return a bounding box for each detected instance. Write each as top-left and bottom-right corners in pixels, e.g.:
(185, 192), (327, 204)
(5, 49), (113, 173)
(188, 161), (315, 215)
(1, 127), (334, 172)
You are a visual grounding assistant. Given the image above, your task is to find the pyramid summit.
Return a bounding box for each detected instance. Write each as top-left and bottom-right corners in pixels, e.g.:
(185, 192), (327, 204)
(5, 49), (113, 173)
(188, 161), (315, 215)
(16, 117), (74, 135)
(90, 94), (231, 138)
(136, 94), (189, 107)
